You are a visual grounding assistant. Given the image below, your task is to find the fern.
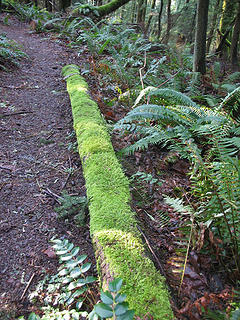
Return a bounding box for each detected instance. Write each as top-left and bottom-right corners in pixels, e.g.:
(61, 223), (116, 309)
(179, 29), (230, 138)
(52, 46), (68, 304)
(115, 86), (240, 273)
(219, 86), (240, 115)
(0, 33), (28, 69)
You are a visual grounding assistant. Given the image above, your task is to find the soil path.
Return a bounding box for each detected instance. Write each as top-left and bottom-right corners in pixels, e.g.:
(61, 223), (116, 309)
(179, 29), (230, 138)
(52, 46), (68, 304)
(0, 17), (95, 319)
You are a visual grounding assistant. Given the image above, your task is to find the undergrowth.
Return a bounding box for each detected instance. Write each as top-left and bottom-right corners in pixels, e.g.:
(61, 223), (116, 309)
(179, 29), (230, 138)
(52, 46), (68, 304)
(20, 239), (134, 320)
(0, 33), (28, 70)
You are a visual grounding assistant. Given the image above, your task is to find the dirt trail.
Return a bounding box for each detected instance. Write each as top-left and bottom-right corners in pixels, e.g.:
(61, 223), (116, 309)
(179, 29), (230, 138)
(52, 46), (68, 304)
(0, 17), (95, 318)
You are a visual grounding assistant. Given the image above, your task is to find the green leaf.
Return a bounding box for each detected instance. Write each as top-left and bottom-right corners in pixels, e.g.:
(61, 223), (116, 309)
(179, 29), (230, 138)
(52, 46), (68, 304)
(71, 288), (86, 298)
(117, 310), (135, 320)
(28, 313), (40, 320)
(77, 254), (87, 263)
(109, 278), (123, 292)
(72, 311), (80, 320)
(71, 246), (80, 257)
(100, 290), (113, 305)
(88, 310), (99, 320)
(62, 277), (74, 284)
(68, 281), (77, 291)
(95, 303), (113, 318)
(85, 275), (97, 283)
(56, 243), (74, 255)
(70, 267), (82, 278)
(66, 254), (87, 269)
(75, 278), (87, 288)
(76, 299), (83, 310)
(60, 253), (73, 261)
(81, 262), (91, 273)
(115, 302), (129, 316)
(66, 296), (75, 305)
(115, 293), (127, 303)
(58, 268), (69, 276)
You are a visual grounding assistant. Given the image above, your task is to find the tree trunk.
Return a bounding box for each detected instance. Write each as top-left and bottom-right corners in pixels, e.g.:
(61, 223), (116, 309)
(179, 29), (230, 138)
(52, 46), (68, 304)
(218, 0), (238, 57)
(0, 0), (2, 13)
(157, 0), (164, 40)
(96, 0), (133, 18)
(131, 0), (136, 23)
(137, 0), (147, 25)
(193, 0), (209, 74)
(59, 0), (71, 11)
(164, 0), (171, 44)
(45, 0), (52, 11)
(206, 0), (221, 53)
(230, 1), (240, 65)
(146, 0), (157, 33)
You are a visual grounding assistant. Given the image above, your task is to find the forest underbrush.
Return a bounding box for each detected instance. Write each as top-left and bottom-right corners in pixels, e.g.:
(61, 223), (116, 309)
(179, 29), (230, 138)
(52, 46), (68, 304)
(1, 1), (240, 319)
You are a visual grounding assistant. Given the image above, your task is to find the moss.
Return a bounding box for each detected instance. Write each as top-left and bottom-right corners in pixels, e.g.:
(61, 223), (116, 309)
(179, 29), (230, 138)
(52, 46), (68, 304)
(94, 230), (173, 319)
(62, 64), (173, 319)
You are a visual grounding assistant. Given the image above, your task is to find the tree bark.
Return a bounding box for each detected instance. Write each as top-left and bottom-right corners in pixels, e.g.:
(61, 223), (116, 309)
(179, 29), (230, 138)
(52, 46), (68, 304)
(164, 0), (171, 44)
(157, 0), (164, 40)
(137, 0), (147, 25)
(146, 0), (157, 33)
(218, 0), (238, 57)
(230, 1), (240, 65)
(206, 0), (221, 53)
(193, 0), (209, 74)
(96, 0), (133, 18)
(59, 0), (71, 11)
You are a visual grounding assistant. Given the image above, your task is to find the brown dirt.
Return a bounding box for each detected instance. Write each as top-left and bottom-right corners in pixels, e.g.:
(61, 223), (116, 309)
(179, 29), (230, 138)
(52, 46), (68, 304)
(0, 16), (95, 319)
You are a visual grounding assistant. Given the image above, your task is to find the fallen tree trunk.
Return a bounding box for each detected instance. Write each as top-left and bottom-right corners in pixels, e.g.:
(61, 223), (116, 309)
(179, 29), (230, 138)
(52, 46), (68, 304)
(62, 64), (173, 319)
(73, 0), (132, 19)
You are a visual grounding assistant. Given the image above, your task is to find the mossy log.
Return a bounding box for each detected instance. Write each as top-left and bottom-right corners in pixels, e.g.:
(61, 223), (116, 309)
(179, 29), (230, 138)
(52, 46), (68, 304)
(62, 64), (173, 319)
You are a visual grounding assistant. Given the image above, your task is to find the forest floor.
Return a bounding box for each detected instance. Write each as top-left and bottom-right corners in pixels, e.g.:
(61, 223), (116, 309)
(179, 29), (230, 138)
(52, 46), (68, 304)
(0, 16), (96, 319)
(0, 14), (236, 320)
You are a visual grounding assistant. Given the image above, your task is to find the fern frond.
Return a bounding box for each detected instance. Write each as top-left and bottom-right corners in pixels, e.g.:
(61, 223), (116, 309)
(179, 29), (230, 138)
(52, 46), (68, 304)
(219, 86), (240, 110)
(121, 129), (171, 155)
(164, 196), (194, 216)
(133, 87), (197, 108)
(226, 72), (240, 83)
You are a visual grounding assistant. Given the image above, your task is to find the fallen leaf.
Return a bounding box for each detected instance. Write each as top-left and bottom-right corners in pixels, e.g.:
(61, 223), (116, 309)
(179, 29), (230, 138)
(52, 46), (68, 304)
(43, 247), (56, 259)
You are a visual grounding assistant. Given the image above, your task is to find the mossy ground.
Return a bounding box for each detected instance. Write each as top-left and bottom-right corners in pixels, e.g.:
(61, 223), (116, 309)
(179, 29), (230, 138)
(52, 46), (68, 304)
(62, 64), (173, 319)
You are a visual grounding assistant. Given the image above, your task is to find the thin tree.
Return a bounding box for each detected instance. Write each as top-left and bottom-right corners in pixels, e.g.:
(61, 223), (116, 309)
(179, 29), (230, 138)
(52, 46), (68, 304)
(157, 0), (164, 40)
(218, 0), (238, 57)
(193, 0), (209, 74)
(206, 0), (221, 53)
(146, 0), (157, 32)
(230, 0), (240, 65)
(164, 0), (171, 44)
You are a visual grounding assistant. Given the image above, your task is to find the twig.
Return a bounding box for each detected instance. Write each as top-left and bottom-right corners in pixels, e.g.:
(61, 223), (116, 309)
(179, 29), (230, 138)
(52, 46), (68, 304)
(43, 187), (63, 204)
(61, 156), (73, 191)
(0, 111), (33, 118)
(139, 51), (147, 91)
(157, 70), (181, 88)
(137, 225), (166, 277)
(20, 273), (35, 301)
(147, 70), (181, 105)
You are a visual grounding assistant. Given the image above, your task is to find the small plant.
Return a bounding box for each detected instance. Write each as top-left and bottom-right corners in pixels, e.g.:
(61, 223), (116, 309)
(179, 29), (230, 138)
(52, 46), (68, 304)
(55, 191), (88, 226)
(131, 171), (162, 185)
(0, 33), (28, 70)
(20, 239), (133, 320)
(48, 239), (96, 308)
(89, 278), (135, 320)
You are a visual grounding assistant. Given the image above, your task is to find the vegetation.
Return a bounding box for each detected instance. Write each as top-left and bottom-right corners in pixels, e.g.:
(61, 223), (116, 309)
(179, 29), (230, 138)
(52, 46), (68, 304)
(62, 64), (173, 319)
(19, 239), (134, 320)
(0, 33), (27, 69)
(54, 191), (88, 226)
(2, 0), (240, 318)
